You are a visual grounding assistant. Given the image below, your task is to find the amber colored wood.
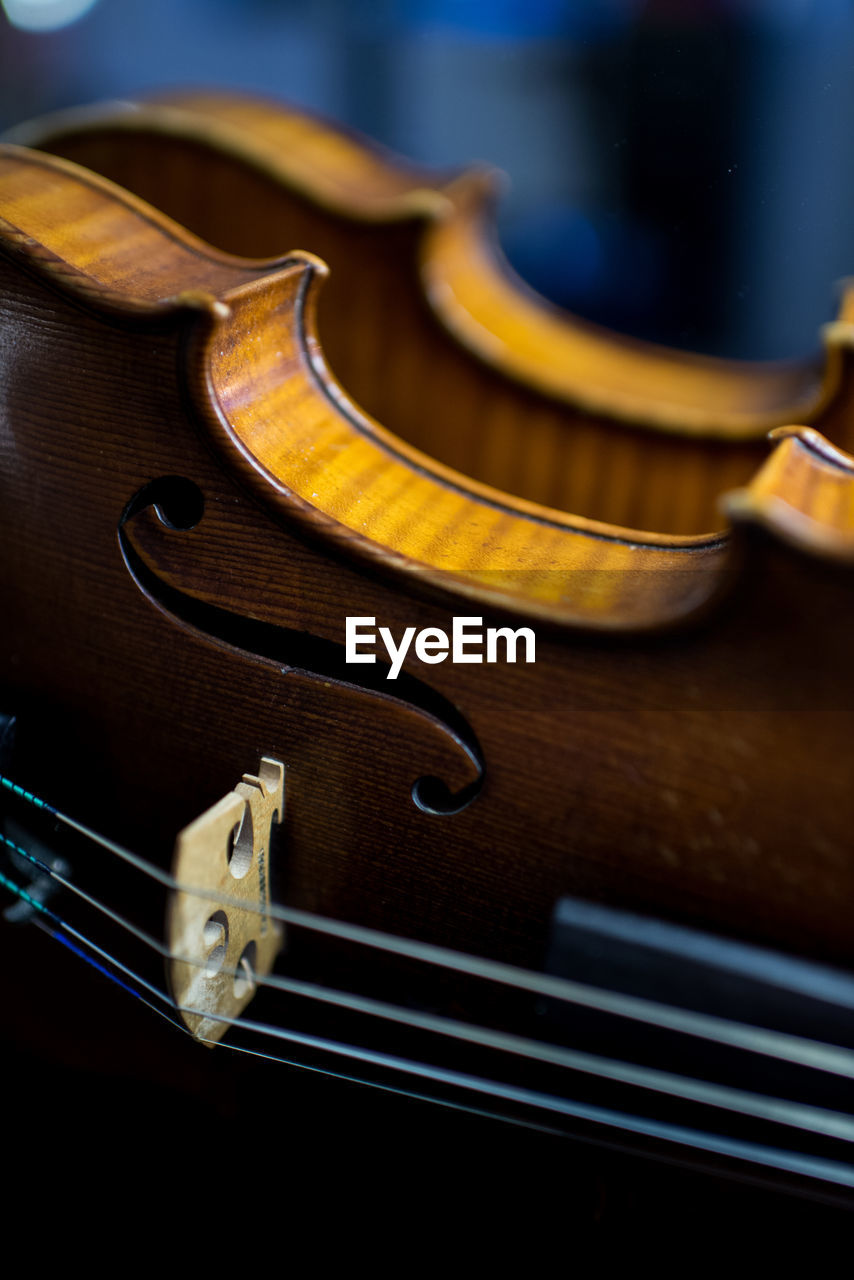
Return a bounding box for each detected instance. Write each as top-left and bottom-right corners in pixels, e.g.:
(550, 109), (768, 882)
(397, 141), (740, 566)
(17, 93), (854, 538)
(1, 142), (853, 996)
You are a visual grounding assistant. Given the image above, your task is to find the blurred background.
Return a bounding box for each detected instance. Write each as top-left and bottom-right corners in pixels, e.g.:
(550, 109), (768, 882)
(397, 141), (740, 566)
(2, 0), (854, 360)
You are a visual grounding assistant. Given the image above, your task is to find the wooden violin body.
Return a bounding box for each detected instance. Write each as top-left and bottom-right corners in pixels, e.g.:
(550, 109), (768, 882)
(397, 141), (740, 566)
(0, 121), (853, 1209)
(0, 140), (852, 967)
(16, 91), (854, 538)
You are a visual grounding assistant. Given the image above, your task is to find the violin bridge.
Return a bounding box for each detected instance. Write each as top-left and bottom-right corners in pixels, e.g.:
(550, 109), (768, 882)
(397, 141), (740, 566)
(167, 758), (284, 1044)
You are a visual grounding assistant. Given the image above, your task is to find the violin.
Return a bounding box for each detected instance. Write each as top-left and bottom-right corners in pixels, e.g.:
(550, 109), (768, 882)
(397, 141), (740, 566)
(16, 90), (854, 539)
(0, 124), (852, 1213)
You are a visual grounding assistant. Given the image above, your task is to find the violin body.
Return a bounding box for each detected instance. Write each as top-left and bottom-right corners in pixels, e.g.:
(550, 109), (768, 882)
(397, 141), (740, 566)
(17, 91), (854, 538)
(0, 127), (853, 1210)
(1, 139), (852, 958)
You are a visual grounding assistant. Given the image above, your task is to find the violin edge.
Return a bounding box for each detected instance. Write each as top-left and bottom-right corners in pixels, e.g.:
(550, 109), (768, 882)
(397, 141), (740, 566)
(10, 90), (843, 439)
(4, 142), (854, 635)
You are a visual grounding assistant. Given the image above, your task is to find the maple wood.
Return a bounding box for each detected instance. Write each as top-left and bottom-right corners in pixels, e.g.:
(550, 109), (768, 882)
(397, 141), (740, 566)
(0, 143), (852, 982)
(18, 92), (854, 538)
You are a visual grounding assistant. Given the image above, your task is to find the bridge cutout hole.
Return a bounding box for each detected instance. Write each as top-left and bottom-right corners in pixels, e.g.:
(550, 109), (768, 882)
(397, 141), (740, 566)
(203, 909), (229, 977)
(226, 805), (254, 879)
(233, 941), (257, 999)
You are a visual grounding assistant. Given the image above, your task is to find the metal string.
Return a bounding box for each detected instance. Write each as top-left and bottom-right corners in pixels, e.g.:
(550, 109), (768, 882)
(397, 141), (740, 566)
(10, 857), (854, 1188)
(2, 782), (854, 1087)
(199, 1017), (854, 1191)
(3, 826), (854, 1150)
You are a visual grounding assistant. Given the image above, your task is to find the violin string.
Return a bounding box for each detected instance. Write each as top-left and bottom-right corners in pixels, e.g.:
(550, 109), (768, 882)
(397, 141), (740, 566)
(5, 813), (853, 1098)
(19, 866), (578, 1147)
(217, 1038), (854, 1191)
(8, 767), (854, 1011)
(207, 971), (854, 1143)
(5, 795), (854, 1091)
(0, 829), (168, 955)
(216, 1037), (576, 1141)
(1, 773), (174, 886)
(31, 916), (187, 1032)
(3, 826), (854, 1148)
(2, 850), (594, 1146)
(15, 869), (854, 1191)
(17, 832), (848, 1187)
(0, 862), (178, 1019)
(5, 880), (854, 1177)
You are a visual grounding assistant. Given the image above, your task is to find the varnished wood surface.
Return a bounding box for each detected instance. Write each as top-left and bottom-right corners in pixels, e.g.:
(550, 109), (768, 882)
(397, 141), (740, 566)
(1, 143), (852, 982)
(18, 93), (854, 536)
(14, 93), (831, 423)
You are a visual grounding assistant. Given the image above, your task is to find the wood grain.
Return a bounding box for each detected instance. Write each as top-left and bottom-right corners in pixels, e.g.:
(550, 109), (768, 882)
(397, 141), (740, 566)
(0, 144), (852, 981)
(19, 93), (854, 536)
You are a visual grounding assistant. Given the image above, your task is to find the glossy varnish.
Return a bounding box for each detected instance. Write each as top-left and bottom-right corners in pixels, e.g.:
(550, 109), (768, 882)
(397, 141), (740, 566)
(21, 93), (854, 537)
(0, 143), (852, 981)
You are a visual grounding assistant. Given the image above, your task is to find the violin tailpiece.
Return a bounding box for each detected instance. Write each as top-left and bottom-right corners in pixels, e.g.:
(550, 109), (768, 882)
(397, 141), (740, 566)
(167, 757), (284, 1044)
